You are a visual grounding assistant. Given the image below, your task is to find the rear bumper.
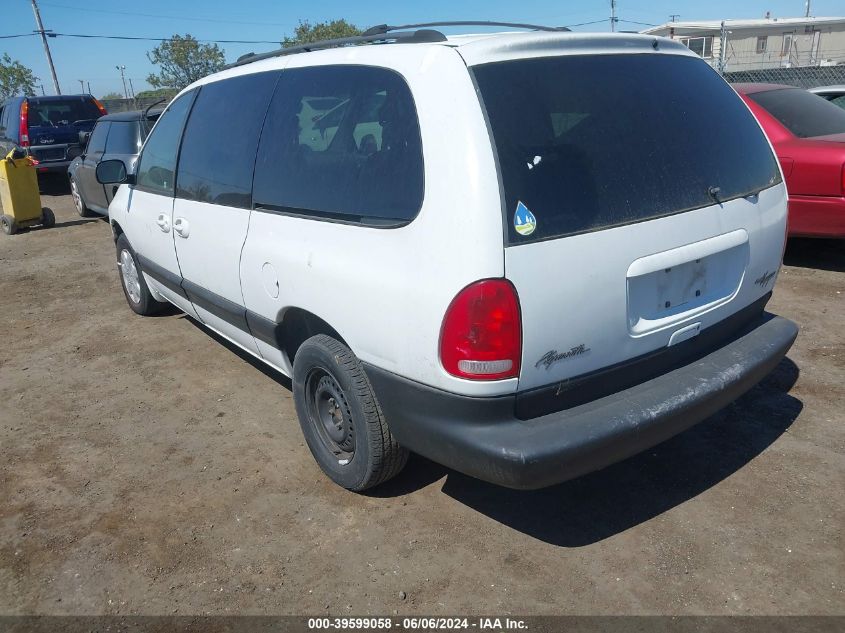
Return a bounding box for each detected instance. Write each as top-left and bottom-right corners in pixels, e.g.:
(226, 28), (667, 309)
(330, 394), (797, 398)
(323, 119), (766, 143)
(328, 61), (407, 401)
(788, 195), (845, 238)
(364, 314), (798, 489)
(34, 160), (72, 173)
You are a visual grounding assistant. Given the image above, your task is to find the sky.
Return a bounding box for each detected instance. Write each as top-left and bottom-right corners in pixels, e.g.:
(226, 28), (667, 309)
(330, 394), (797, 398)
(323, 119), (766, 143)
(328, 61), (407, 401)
(1, 0), (842, 97)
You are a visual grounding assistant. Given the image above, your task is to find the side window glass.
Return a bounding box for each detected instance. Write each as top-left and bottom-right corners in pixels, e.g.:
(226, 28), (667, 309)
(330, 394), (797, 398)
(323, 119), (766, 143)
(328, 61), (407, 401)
(104, 121), (141, 154)
(86, 122), (109, 155)
(253, 65), (424, 224)
(136, 90), (196, 195)
(176, 71), (279, 208)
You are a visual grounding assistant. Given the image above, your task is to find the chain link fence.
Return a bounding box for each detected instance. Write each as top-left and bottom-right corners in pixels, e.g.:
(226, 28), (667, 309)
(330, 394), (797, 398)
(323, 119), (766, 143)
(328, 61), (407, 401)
(722, 64), (845, 88)
(100, 96), (174, 115)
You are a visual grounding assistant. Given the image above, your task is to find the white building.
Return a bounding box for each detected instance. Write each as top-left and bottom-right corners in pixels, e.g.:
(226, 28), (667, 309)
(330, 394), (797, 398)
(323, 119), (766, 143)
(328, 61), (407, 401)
(642, 16), (845, 72)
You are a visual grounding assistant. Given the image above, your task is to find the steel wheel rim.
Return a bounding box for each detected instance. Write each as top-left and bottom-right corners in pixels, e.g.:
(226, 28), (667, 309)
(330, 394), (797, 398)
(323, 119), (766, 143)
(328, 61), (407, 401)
(305, 368), (355, 464)
(70, 179), (83, 213)
(119, 249), (142, 305)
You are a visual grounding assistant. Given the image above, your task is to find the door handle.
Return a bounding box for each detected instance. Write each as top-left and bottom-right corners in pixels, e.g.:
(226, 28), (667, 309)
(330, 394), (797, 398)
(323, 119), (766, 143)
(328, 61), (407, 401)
(156, 213), (170, 232)
(173, 217), (190, 238)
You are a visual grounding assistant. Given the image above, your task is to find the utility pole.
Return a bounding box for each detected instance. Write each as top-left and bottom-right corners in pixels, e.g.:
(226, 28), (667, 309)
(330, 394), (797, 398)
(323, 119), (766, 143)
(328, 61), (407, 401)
(805, 1), (811, 18)
(116, 65), (128, 99)
(87, 81), (91, 94)
(78, 79), (84, 92)
(30, 0), (60, 95)
(670, 14), (680, 22)
(128, 78), (136, 100)
(610, 0), (617, 32)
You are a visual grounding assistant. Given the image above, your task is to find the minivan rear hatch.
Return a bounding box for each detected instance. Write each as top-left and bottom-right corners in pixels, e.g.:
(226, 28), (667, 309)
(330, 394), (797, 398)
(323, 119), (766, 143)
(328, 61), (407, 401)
(25, 96), (104, 160)
(473, 51), (786, 404)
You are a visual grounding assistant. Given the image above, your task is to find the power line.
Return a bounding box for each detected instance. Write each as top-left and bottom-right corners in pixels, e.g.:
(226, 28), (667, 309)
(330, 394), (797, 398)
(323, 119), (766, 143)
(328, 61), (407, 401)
(618, 19), (659, 27)
(0, 31), (281, 44)
(564, 19), (609, 28)
(37, 1), (293, 28)
(53, 32), (282, 44)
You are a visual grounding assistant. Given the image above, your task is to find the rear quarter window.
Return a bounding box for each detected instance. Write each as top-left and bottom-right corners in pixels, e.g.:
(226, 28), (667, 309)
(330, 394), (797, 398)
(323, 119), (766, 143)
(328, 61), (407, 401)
(473, 54), (781, 244)
(104, 121), (141, 154)
(252, 65), (424, 225)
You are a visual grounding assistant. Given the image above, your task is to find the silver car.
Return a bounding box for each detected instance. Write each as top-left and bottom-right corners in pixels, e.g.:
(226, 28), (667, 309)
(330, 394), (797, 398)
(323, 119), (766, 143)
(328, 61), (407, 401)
(809, 85), (845, 110)
(68, 108), (161, 216)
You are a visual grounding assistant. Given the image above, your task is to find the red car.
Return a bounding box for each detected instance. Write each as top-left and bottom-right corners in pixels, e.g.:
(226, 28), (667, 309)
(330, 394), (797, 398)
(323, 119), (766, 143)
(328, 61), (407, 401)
(734, 83), (845, 238)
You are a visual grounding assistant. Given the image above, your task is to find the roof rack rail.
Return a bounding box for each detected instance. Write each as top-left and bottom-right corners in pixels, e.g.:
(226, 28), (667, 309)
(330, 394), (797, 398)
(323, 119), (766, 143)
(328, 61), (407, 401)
(226, 29), (447, 69)
(143, 97), (167, 119)
(362, 21), (570, 35)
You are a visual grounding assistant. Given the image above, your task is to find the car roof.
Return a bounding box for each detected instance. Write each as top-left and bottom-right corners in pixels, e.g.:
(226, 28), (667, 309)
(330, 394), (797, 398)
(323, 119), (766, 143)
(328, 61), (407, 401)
(191, 30), (693, 92)
(27, 94), (97, 102)
(98, 109), (163, 122)
(731, 83), (798, 95)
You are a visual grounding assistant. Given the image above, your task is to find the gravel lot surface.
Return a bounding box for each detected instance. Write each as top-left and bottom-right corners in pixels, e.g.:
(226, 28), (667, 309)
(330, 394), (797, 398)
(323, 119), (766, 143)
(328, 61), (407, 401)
(1, 182), (842, 615)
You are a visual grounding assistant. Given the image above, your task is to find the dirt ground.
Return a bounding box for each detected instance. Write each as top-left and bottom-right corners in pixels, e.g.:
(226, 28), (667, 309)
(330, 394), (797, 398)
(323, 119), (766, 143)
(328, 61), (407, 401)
(0, 181), (842, 616)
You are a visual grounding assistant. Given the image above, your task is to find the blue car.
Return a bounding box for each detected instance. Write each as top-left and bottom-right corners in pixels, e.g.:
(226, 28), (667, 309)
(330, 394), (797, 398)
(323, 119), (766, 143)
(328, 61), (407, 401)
(0, 94), (107, 174)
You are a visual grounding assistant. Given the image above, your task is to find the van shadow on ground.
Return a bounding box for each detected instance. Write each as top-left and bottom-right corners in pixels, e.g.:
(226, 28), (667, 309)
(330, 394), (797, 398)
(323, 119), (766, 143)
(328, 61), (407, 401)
(183, 315), (801, 549)
(372, 357), (801, 547)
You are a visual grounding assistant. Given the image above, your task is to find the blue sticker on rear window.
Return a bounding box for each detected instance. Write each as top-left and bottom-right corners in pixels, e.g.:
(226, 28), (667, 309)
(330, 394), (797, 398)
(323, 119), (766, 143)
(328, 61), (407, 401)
(513, 201), (537, 236)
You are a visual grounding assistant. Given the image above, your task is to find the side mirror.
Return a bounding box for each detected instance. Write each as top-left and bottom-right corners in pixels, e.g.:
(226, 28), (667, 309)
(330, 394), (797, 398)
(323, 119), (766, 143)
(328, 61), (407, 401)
(96, 159), (134, 185)
(78, 131), (91, 149)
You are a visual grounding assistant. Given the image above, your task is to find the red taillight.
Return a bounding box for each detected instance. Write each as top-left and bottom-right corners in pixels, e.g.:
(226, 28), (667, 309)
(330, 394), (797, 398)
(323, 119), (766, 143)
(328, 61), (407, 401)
(439, 279), (522, 380)
(841, 163), (845, 195)
(92, 97), (108, 117)
(19, 100), (29, 147)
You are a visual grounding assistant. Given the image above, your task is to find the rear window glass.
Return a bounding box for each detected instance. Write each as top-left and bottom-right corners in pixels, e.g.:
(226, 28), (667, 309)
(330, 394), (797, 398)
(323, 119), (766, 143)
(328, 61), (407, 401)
(473, 54), (781, 244)
(105, 121), (140, 154)
(749, 87), (845, 138)
(252, 65), (423, 225)
(28, 98), (101, 128)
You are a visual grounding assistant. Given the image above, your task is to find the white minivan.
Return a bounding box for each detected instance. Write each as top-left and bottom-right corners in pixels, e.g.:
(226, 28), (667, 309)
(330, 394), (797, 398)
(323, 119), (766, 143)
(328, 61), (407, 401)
(98, 25), (798, 491)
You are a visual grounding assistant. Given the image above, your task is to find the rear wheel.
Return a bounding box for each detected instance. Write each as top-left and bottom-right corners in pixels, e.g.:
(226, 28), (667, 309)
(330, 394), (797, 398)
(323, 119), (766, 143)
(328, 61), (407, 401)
(293, 334), (408, 491)
(41, 207), (55, 228)
(0, 215), (17, 235)
(69, 177), (91, 217)
(116, 234), (165, 316)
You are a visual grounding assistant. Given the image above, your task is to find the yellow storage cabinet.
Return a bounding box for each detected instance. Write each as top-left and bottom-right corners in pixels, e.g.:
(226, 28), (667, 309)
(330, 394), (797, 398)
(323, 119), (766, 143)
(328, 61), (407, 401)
(0, 149), (54, 235)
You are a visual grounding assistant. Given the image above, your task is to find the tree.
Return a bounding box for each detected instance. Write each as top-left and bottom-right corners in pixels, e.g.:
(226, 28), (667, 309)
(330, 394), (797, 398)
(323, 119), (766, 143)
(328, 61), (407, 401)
(283, 20), (361, 47)
(0, 53), (37, 100)
(101, 92), (124, 100)
(146, 35), (225, 90)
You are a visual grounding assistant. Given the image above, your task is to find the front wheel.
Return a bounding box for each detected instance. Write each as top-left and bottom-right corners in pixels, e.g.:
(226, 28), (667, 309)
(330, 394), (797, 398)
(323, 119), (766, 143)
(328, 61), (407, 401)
(293, 334), (408, 491)
(115, 234), (165, 316)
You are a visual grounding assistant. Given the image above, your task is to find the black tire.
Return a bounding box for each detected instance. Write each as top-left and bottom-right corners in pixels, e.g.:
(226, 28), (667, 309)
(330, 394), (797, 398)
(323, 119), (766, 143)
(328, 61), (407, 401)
(41, 207), (55, 228)
(69, 176), (92, 217)
(293, 334), (408, 491)
(1, 214), (17, 235)
(115, 233), (165, 316)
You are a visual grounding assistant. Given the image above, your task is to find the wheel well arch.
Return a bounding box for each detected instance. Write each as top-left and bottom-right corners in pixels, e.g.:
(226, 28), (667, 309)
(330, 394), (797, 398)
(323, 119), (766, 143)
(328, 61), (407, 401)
(110, 219), (124, 241)
(277, 308), (348, 367)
